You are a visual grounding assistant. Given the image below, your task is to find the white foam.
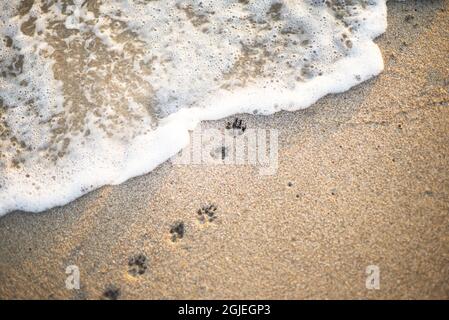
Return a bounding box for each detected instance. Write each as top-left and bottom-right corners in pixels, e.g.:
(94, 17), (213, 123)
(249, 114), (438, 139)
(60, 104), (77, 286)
(0, 0), (388, 215)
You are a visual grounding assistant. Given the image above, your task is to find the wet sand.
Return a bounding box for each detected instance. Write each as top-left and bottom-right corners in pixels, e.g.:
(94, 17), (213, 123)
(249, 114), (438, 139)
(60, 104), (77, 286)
(1, 0), (448, 299)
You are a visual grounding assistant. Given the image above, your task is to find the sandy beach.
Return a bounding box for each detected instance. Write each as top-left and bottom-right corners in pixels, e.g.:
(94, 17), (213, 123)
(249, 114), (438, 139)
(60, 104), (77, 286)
(0, 0), (448, 299)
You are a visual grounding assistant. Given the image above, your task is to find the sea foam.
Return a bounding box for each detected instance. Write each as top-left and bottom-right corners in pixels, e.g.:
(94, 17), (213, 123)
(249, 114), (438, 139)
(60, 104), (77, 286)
(0, 0), (387, 215)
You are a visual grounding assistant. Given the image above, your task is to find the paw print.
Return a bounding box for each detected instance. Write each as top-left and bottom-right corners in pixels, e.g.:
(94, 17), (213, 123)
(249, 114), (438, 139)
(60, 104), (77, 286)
(170, 221), (185, 242)
(226, 118), (246, 136)
(103, 285), (120, 300)
(128, 254), (148, 276)
(197, 204), (218, 223)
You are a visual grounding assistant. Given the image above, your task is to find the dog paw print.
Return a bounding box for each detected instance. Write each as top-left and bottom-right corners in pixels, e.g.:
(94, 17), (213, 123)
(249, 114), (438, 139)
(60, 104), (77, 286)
(197, 204), (218, 223)
(226, 118), (246, 136)
(128, 254), (148, 276)
(103, 285), (121, 300)
(170, 221), (185, 242)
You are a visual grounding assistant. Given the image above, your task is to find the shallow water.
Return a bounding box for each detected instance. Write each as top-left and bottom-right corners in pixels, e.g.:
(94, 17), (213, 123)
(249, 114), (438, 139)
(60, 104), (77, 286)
(0, 0), (387, 215)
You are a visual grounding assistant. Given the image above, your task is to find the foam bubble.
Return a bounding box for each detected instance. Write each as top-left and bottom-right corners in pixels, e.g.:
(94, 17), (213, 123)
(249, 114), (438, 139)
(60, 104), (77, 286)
(0, 0), (387, 215)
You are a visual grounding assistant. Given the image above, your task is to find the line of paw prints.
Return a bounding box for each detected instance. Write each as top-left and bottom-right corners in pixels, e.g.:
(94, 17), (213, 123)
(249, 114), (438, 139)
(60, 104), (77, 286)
(169, 203), (218, 244)
(102, 204), (218, 299)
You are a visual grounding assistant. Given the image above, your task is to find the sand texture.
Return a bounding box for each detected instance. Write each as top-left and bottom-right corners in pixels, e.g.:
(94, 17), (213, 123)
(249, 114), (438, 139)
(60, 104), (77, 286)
(0, 0), (448, 299)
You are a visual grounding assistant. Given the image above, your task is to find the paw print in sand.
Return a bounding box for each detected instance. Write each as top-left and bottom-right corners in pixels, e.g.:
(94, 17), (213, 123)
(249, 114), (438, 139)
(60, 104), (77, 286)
(103, 285), (121, 300)
(128, 254), (148, 276)
(226, 118), (246, 136)
(170, 221), (185, 242)
(197, 204), (218, 223)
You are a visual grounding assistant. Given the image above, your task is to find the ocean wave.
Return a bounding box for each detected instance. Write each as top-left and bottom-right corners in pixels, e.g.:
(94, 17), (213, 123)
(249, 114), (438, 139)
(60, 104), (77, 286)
(0, 0), (387, 215)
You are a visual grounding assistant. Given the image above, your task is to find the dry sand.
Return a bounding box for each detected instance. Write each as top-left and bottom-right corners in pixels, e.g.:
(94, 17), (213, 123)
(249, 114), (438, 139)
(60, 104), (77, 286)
(0, 0), (448, 300)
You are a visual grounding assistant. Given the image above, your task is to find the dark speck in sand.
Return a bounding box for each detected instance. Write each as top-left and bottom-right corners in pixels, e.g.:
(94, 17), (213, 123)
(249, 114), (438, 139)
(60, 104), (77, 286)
(103, 285), (121, 300)
(404, 14), (414, 23)
(170, 221), (185, 242)
(128, 254), (148, 276)
(197, 204), (218, 223)
(287, 182), (293, 187)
